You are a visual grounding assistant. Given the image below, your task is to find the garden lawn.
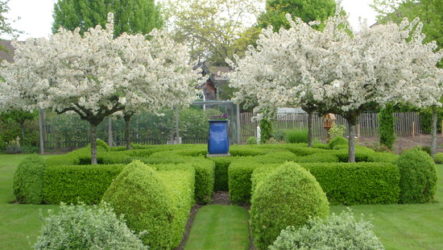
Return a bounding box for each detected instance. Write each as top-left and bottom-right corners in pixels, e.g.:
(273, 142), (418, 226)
(185, 205), (250, 250)
(332, 165), (443, 250)
(0, 154), (57, 250)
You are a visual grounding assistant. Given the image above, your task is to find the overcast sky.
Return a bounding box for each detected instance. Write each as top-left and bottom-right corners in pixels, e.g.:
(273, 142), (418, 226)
(4, 0), (378, 40)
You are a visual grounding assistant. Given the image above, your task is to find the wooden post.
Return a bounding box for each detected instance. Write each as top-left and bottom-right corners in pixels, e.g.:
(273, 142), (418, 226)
(412, 121), (415, 137)
(357, 123), (361, 138)
(441, 120), (443, 136)
(38, 109), (45, 154)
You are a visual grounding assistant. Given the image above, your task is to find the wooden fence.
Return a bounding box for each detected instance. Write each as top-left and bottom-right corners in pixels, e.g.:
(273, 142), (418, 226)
(240, 112), (422, 143)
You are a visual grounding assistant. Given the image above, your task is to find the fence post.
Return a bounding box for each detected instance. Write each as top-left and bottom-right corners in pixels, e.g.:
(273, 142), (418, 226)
(412, 121), (415, 137)
(38, 109), (45, 154)
(236, 104), (241, 144)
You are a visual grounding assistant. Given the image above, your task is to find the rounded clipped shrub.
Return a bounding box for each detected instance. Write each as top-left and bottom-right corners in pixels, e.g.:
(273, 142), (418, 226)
(13, 155), (46, 204)
(329, 136), (347, 149)
(34, 203), (146, 250)
(96, 138), (110, 151)
(269, 210), (384, 250)
(250, 162), (329, 249)
(397, 149), (437, 203)
(434, 152), (443, 164)
(102, 161), (175, 248)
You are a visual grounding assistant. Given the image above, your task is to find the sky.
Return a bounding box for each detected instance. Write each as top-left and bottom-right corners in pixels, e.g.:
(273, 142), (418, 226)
(4, 0), (378, 40)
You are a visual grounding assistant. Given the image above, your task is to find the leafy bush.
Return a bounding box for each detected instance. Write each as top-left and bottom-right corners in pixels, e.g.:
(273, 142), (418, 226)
(259, 119), (272, 143)
(270, 210), (384, 250)
(284, 129), (308, 143)
(228, 159), (261, 204)
(34, 203), (147, 250)
(246, 136), (257, 144)
(102, 161), (194, 248)
(397, 149), (437, 203)
(379, 105), (396, 149)
(96, 138), (110, 151)
(420, 145), (432, 156)
(329, 136), (347, 149)
(43, 164), (124, 204)
(272, 130), (285, 141)
(13, 155), (46, 204)
(328, 124), (346, 139)
(251, 162), (329, 249)
(434, 152), (443, 164)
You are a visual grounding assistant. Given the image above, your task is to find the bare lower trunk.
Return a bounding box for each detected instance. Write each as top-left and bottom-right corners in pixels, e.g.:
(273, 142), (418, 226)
(431, 108), (438, 156)
(307, 112), (313, 147)
(125, 116), (131, 150)
(107, 117), (113, 147)
(90, 123), (97, 165)
(347, 119), (356, 162)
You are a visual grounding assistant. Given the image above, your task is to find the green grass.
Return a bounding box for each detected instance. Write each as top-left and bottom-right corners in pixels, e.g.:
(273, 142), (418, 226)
(0, 154), (57, 250)
(332, 165), (443, 250)
(185, 205), (250, 250)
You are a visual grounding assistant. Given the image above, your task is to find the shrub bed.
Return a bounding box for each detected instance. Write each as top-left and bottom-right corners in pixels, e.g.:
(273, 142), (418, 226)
(102, 161), (194, 249)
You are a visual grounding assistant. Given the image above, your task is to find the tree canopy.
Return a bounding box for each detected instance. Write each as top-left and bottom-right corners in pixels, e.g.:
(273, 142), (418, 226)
(52, 0), (163, 36)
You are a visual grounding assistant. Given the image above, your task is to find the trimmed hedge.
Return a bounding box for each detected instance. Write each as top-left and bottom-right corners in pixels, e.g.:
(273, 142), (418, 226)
(13, 155), (46, 204)
(397, 149), (437, 203)
(434, 152), (443, 164)
(211, 157), (232, 191)
(329, 136), (347, 149)
(302, 162), (400, 204)
(251, 163), (329, 249)
(43, 164), (124, 204)
(102, 161), (194, 249)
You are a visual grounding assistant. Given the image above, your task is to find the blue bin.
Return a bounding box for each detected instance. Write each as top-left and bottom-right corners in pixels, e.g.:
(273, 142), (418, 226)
(208, 120), (229, 155)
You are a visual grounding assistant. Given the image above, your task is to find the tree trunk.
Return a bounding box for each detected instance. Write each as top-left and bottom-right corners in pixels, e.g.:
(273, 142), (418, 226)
(347, 117), (357, 162)
(90, 123), (98, 165)
(38, 109), (45, 154)
(124, 115), (132, 150)
(431, 108), (438, 156)
(107, 117), (113, 147)
(307, 111), (313, 147)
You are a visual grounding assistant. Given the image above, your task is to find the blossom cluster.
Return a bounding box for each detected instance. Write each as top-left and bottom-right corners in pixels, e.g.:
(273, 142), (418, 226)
(0, 13), (199, 119)
(228, 14), (443, 116)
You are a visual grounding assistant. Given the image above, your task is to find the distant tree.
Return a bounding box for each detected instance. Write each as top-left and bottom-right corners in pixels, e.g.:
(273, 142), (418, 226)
(258, 0), (336, 31)
(165, 0), (262, 66)
(52, 0), (163, 36)
(0, 0), (20, 39)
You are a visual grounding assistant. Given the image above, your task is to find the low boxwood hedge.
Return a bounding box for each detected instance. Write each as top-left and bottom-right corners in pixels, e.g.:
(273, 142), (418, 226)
(102, 161), (194, 249)
(42, 164), (124, 204)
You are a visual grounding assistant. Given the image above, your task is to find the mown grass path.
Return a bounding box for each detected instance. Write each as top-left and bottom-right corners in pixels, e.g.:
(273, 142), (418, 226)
(184, 205), (250, 250)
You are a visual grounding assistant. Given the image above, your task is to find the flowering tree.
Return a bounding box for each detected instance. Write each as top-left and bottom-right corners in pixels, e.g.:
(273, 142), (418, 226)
(1, 14), (198, 164)
(228, 14), (443, 161)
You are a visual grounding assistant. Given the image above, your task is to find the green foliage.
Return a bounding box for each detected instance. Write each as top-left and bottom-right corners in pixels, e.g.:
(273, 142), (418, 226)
(43, 164), (124, 204)
(379, 105), (396, 149)
(52, 0), (163, 36)
(96, 138), (109, 151)
(434, 152), (443, 164)
(13, 155), (46, 204)
(270, 210), (384, 250)
(397, 149), (437, 203)
(228, 159), (265, 204)
(419, 110), (443, 134)
(212, 157), (231, 191)
(284, 129), (308, 143)
(259, 118), (272, 143)
(328, 136), (347, 149)
(251, 162), (329, 249)
(34, 202), (147, 250)
(258, 0), (336, 31)
(328, 123), (346, 139)
(102, 161), (194, 248)
(246, 136), (257, 144)
(0, 110), (38, 151)
(303, 162), (400, 204)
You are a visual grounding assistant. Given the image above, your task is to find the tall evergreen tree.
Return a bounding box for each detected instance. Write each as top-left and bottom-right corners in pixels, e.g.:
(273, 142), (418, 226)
(52, 0), (163, 36)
